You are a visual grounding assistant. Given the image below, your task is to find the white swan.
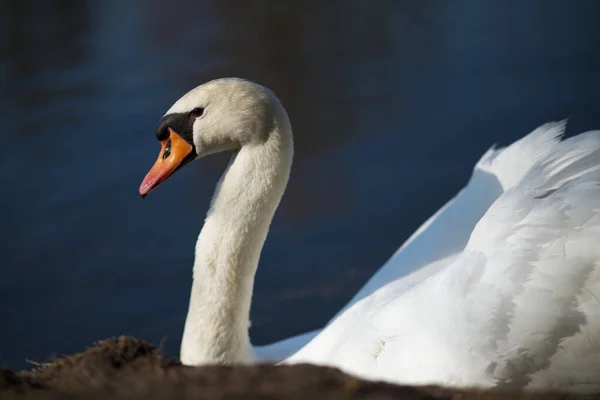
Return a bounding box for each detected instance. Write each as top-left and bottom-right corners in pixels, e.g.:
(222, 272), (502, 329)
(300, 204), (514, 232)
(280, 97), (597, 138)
(140, 78), (600, 392)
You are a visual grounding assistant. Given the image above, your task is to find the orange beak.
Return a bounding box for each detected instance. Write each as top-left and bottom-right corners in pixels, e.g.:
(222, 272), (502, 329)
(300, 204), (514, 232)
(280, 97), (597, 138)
(139, 128), (194, 197)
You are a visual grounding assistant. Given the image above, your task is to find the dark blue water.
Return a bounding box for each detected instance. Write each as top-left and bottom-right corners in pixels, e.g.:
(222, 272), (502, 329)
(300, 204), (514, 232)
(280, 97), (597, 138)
(1, 1), (599, 369)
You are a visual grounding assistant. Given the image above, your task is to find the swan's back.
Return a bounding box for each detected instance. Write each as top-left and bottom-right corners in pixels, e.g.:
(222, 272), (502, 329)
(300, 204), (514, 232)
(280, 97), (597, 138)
(289, 124), (600, 392)
(339, 121), (567, 312)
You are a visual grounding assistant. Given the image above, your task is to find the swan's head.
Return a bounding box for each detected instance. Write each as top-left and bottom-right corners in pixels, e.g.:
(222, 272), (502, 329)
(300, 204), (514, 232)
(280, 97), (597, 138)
(139, 78), (281, 197)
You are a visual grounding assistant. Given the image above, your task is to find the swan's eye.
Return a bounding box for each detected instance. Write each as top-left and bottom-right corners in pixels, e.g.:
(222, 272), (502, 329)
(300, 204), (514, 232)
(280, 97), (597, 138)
(163, 138), (172, 159)
(191, 107), (204, 118)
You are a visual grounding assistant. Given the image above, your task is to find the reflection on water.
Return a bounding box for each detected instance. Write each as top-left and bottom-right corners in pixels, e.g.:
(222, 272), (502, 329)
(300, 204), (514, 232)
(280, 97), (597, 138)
(1, 1), (599, 369)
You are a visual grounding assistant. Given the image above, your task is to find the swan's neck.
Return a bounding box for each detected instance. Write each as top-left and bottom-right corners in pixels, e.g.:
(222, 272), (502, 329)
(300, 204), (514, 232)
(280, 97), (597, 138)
(181, 120), (293, 365)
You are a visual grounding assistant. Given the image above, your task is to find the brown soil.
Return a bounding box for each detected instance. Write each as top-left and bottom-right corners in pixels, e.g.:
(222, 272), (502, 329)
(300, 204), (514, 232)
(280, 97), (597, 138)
(0, 337), (588, 399)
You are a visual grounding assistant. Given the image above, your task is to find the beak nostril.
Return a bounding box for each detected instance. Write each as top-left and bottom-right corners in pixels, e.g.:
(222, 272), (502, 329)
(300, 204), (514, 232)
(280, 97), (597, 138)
(163, 138), (172, 159)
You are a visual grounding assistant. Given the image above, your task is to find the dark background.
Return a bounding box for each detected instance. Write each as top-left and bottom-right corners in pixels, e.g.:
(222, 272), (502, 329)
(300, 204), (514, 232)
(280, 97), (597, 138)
(1, 0), (599, 370)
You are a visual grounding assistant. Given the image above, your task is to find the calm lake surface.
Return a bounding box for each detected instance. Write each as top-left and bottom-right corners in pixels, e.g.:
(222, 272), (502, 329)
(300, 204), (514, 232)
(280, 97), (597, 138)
(1, 1), (599, 369)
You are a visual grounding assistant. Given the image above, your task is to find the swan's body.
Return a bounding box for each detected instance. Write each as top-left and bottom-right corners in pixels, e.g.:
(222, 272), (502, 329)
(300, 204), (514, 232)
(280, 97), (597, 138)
(288, 127), (600, 392)
(140, 78), (600, 392)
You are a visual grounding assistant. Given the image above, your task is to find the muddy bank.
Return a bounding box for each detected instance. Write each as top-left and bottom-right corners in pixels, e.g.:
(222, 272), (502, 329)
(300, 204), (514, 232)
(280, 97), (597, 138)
(0, 337), (585, 399)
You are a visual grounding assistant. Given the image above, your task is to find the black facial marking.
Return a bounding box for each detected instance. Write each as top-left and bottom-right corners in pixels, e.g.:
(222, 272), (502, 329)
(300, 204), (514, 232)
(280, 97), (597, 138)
(162, 138), (172, 159)
(155, 112), (197, 146)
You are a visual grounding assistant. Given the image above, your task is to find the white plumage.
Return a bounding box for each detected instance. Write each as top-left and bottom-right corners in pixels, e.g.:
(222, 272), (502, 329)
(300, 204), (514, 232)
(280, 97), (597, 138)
(140, 78), (600, 392)
(288, 122), (600, 392)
